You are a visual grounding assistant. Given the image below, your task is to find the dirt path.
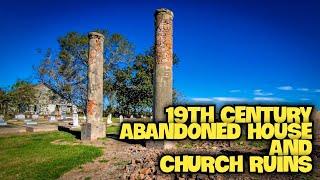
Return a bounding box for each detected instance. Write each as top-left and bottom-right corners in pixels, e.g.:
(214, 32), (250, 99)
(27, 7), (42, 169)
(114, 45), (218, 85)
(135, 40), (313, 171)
(60, 138), (140, 180)
(59, 139), (320, 180)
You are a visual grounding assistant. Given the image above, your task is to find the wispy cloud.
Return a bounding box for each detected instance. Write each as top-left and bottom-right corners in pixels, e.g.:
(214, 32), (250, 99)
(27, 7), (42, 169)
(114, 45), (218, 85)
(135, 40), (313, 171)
(253, 97), (285, 102)
(277, 86), (293, 91)
(191, 97), (248, 103)
(315, 89), (320, 93)
(191, 96), (290, 103)
(300, 98), (311, 101)
(254, 89), (273, 96)
(297, 88), (309, 92)
(229, 89), (241, 93)
(190, 98), (212, 102)
(212, 97), (247, 102)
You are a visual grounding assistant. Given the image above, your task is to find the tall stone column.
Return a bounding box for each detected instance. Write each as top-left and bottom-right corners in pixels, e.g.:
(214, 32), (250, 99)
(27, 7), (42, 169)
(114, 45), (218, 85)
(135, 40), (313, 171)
(153, 8), (173, 122)
(81, 32), (106, 141)
(150, 8), (174, 149)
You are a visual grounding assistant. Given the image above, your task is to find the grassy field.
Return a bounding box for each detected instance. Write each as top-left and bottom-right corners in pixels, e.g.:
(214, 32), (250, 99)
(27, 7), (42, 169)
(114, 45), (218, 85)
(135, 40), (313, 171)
(107, 125), (120, 134)
(0, 132), (102, 180)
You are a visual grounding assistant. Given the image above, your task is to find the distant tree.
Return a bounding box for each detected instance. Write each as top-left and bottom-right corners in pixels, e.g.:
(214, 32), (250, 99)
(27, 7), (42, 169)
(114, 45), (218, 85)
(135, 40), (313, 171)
(0, 80), (36, 116)
(8, 80), (36, 114)
(113, 47), (180, 115)
(36, 30), (134, 111)
(0, 88), (8, 115)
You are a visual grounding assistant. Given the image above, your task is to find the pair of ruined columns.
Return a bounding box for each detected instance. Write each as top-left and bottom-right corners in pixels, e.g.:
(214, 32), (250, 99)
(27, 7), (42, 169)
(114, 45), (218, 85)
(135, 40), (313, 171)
(82, 9), (174, 149)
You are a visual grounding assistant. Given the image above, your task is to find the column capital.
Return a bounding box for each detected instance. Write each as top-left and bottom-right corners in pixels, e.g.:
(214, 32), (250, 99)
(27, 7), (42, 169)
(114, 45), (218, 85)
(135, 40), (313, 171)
(88, 32), (104, 39)
(155, 8), (174, 18)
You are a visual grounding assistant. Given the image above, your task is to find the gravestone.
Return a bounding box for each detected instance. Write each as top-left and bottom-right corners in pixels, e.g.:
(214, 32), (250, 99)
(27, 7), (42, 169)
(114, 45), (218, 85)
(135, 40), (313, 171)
(130, 115), (134, 119)
(32, 114), (39, 120)
(15, 114), (25, 120)
(61, 112), (67, 120)
(72, 113), (79, 127)
(24, 119), (37, 126)
(107, 114), (112, 125)
(47, 104), (56, 114)
(72, 105), (79, 128)
(119, 115), (123, 123)
(48, 116), (56, 122)
(60, 105), (67, 120)
(0, 116), (7, 126)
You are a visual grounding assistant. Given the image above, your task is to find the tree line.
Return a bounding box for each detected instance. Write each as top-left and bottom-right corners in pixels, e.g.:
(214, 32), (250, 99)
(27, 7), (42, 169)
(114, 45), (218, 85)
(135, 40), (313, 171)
(0, 80), (36, 117)
(35, 29), (181, 116)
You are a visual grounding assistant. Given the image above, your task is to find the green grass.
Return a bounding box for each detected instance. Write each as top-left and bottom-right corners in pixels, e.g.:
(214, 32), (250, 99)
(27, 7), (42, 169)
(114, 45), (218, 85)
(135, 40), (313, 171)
(106, 125), (120, 134)
(0, 132), (102, 180)
(111, 117), (119, 123)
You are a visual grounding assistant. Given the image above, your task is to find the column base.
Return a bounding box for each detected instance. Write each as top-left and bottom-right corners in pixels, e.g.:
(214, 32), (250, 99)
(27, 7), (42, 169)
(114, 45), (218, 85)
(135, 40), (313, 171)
(81, 122), (106, 141)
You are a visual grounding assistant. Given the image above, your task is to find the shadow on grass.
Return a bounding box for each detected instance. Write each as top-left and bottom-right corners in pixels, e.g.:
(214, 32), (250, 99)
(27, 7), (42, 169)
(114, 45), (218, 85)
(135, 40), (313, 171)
(58, 126), (146, 146)
(58, 126), (81, 139)
(106, 134), (146, 146)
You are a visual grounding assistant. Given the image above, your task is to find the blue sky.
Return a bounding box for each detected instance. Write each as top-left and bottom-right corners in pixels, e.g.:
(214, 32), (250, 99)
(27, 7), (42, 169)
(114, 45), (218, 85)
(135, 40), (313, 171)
(0, 0), (319, 107)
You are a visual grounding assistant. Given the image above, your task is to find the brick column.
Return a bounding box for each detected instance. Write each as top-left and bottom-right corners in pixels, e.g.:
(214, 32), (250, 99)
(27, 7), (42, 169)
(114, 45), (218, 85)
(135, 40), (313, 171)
(153, 8), (174, 122)
(149, 8), (174, 149)
(81, 32), (106, 141)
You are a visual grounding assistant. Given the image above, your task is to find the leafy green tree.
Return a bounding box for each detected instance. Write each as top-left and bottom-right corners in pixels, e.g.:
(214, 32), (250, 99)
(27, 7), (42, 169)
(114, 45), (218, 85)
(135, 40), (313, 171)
(113, 47), (181, 115)
(9, 80), (36, 114)
(0, 88), (8, 115)
(36, 30), (134, 110)
(0, 80), (36, 116)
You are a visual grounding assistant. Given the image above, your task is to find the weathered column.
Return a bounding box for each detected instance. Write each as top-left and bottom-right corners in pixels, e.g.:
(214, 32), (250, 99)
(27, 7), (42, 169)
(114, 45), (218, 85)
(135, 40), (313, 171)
(150, 8), (174, 149)
(153, 8), (173, 122)
(81, 32), (106, 141)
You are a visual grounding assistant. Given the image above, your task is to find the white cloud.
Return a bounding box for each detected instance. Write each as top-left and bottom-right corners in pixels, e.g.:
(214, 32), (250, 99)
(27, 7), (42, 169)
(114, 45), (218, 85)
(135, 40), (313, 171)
(254, 89), (273, 96)
(253, 97), (285, 102)
(212, 97), (247, 102)
(190, 97), (247, 103)
(190, 98), (212, 102)
(300, 98), (311, 101)
(297, 88), (309, 92)
(277, 86), (293, 91)
(229, 89), (241, 93)
(314, 89), (320, 93)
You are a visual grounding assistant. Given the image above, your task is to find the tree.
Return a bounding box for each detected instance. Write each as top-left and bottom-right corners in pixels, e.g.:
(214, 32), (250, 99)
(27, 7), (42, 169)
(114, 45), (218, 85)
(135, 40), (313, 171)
(0, 80), (36, 117)
(0, 88), (8, 115)
(113, 47), (180, 115)
(36, 30), (134, 110)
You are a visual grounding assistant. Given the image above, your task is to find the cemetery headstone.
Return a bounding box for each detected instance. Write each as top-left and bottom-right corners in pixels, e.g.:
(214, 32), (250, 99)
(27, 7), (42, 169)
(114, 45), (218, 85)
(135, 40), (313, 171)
(15, 114), (25, 120)
(72, 105), (79, 128)
(47, 104), (56, 114)
(61, 105), (67, 120)
(32, 114), (39, 120)
(0, 117), (7, 126)
(24, 119), (37, 126)
(48, 116), (56, 122)
(119, 115), (123, 123)
(107, 114), (112, 124)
